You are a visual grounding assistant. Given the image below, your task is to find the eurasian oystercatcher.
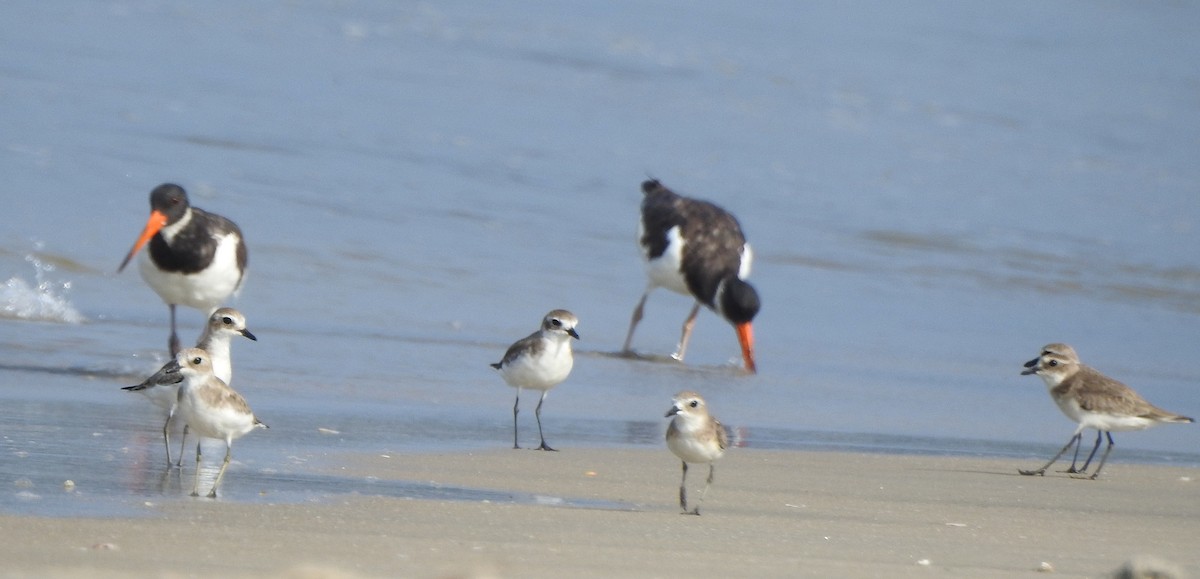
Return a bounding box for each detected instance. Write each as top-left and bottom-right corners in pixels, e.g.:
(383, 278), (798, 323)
(623, 179), (760, 373)
(491, 310), (580, 451)
(118, 184), (247, 356)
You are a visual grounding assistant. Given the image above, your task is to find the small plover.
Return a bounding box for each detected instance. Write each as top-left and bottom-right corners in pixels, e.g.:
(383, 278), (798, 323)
(665, 391), (728, 514)
(173, 348), (267, 498)
(199, 307), (257, 386)
(122, 307), (257, 466)
(623, 179), (760, 373)
(1019, 343), (1193, 479)
(119, 183), (248, 356)
(491, 309), (579, 451)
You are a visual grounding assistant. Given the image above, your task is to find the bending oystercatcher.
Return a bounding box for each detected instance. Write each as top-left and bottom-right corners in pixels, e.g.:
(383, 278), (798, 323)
(622, 179), (759, 373)
(118, 184), (247, 356)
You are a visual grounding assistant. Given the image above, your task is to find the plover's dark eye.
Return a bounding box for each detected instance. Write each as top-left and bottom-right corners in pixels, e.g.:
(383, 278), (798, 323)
(222, 317), (233, 324)
(192, 357), (202, 365)
(551, 319), (562, 327)
(1048, 360), (1058, 367)
(689, 400), (699, 408)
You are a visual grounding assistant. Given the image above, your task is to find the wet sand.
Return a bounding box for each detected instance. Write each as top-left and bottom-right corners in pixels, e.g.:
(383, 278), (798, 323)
(0, 448), (1195, 578)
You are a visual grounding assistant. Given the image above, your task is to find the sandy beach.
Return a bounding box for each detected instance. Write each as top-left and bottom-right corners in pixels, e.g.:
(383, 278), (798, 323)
(0, 448), (1195, 578)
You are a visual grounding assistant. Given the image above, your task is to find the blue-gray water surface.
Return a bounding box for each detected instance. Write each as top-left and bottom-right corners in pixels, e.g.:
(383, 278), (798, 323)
(2, 1), (1198, 517)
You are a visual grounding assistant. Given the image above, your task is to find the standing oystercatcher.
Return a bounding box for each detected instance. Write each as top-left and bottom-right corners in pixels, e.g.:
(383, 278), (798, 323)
(622, 179), (759, 373)
(118, 184), (247, 356)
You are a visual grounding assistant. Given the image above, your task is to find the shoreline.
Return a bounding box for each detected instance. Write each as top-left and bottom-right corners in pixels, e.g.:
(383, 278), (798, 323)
(1, 447), (1196, 577)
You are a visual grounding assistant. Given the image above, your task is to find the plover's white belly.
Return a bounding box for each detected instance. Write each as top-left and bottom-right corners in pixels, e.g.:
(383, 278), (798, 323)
(181, 395), (257, 440)
(667, 427), (724, 464)
(499, 345), (573, 391)
(1054, 396), (1086, 424)
(1080, 412), (1155, 433)
(1058, 396), (1156, 432)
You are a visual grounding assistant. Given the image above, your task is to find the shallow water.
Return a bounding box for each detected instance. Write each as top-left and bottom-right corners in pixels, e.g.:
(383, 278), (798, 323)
(2, 1), (1199, 516)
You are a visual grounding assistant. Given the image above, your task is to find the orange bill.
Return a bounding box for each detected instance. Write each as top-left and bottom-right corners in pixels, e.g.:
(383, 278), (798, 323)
(735, 322), (756, 374)
(117, 210), (168, 272)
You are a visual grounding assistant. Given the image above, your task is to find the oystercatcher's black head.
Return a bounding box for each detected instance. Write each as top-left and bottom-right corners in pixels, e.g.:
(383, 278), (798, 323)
(720, 278), (760, 324)
(118, 183), (192, 272)
(718, 278), (760, 373)
(149, 183), (191, 222)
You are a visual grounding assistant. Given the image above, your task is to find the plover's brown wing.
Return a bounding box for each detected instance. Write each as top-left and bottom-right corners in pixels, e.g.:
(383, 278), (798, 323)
(1074, 366), (1189, 421)
(197, 377), (256, 416)
(1072, 367), (1145, 412)
(493, 330), (543, 369)
(713, 417), (729, 452)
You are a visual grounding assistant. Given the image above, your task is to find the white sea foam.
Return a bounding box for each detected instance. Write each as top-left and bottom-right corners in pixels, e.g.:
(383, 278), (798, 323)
(1, 253), (85, 324)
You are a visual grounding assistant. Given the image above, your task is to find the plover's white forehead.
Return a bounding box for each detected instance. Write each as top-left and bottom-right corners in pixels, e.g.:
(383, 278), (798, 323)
(672, 390), (707, 409)
(543, 309), (579, 328)
(176, 347), (214, 373)
(209, 307), (248, 331)
(1038, 343), (1079, 363)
